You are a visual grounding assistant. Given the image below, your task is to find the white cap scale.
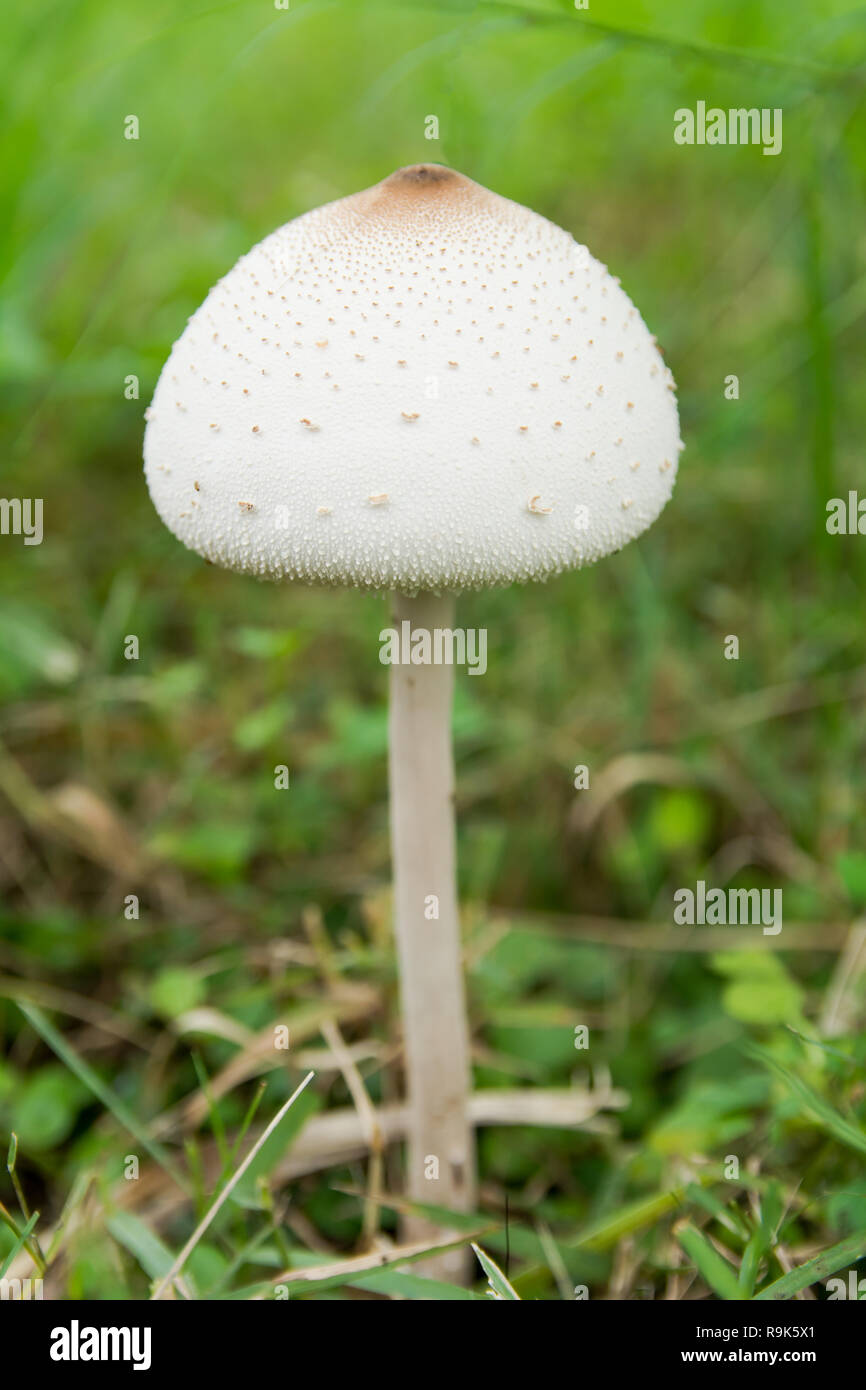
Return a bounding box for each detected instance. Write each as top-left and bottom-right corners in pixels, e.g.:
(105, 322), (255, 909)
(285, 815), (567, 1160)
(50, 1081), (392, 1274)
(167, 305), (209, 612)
(144, 164), (681, 592)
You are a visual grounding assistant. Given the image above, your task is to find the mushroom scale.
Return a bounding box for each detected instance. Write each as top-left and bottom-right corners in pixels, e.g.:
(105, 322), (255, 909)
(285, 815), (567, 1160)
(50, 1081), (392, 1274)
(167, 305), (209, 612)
(144, 164), (682, 592)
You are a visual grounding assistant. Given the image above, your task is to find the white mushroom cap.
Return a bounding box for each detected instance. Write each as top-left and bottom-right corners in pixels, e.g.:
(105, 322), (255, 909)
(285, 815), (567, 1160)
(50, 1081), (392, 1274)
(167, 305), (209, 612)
(144, 164), (682, 592)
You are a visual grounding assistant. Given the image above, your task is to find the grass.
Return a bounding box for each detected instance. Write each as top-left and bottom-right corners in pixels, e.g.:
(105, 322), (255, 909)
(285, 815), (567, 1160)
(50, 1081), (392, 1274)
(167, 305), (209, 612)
(1, 0), (866, 1300)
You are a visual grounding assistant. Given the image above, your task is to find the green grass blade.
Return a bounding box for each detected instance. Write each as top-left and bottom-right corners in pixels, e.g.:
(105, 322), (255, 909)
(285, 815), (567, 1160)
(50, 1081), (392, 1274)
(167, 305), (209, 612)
(353, 1269), (483, 1300)
(190, 1050), (230, 1169)
(572, 1185), (688, 1251)
(676, 1223), (746, 1301)
(738, 1231), (767, 1296)
(476, 0), (846, 76)
(755, 1229), (866, 1300)
(0, 1210), (40, 1280)
(747, 1045), (866, 1157)
(250, 1229), (488, 1300)
(472, 1242), (521, 1299)
(684, 1182), (750, 1241)
(107, 1211), (178, 1284)
(17, 1001), (188, 1192)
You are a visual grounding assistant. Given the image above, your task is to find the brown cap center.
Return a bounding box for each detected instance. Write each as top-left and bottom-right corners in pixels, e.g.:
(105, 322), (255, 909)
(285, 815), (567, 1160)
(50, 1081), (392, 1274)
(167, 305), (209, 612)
(383, 164), (461, 187)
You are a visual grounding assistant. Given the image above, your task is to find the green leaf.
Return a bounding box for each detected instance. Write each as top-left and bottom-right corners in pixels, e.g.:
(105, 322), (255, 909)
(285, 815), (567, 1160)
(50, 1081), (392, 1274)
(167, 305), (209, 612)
(724, 976), (803, 1025)
(647, 789), (712, 854)
(11, 1066), (87, 1152)
(148, 967), (205, 1019)
(711, 951), (784, 977)
(230, 627), (305, 661)
(233, 699), (293, 753)
(649, 1075), (767, 1156)
(712, 952), (804, 1025)
(149, 662), (204, 709)
(311, 700), (388, 769)
(149, 820), (257, 884)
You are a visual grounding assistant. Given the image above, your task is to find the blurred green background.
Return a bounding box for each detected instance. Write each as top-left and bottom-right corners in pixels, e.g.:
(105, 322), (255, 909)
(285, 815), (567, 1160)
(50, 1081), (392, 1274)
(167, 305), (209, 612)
(2, 0), (866, 1301)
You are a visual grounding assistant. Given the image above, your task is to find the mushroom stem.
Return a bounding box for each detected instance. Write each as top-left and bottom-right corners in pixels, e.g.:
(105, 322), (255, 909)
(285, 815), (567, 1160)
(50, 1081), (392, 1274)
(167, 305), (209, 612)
(388, 590), (474, 1277)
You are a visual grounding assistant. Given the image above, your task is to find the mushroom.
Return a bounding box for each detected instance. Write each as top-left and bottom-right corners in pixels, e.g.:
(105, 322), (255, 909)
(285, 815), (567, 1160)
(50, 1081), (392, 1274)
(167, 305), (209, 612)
(143, 163), (682, 1279)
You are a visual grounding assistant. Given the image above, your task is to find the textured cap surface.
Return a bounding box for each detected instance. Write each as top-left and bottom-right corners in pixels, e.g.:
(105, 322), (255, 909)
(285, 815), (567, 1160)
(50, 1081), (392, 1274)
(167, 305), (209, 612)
(144, 164), (682, 591)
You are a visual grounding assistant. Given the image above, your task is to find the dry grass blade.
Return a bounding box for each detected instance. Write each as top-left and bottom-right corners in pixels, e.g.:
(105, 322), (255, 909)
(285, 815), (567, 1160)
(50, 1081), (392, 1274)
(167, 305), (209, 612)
(151, 991), (378, 1137)
(258, 1229), (487, 1298)
(118, 1084), (627, 1233)
(820, 918), (866, 1037)
(320, 1017), (384, 1247)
